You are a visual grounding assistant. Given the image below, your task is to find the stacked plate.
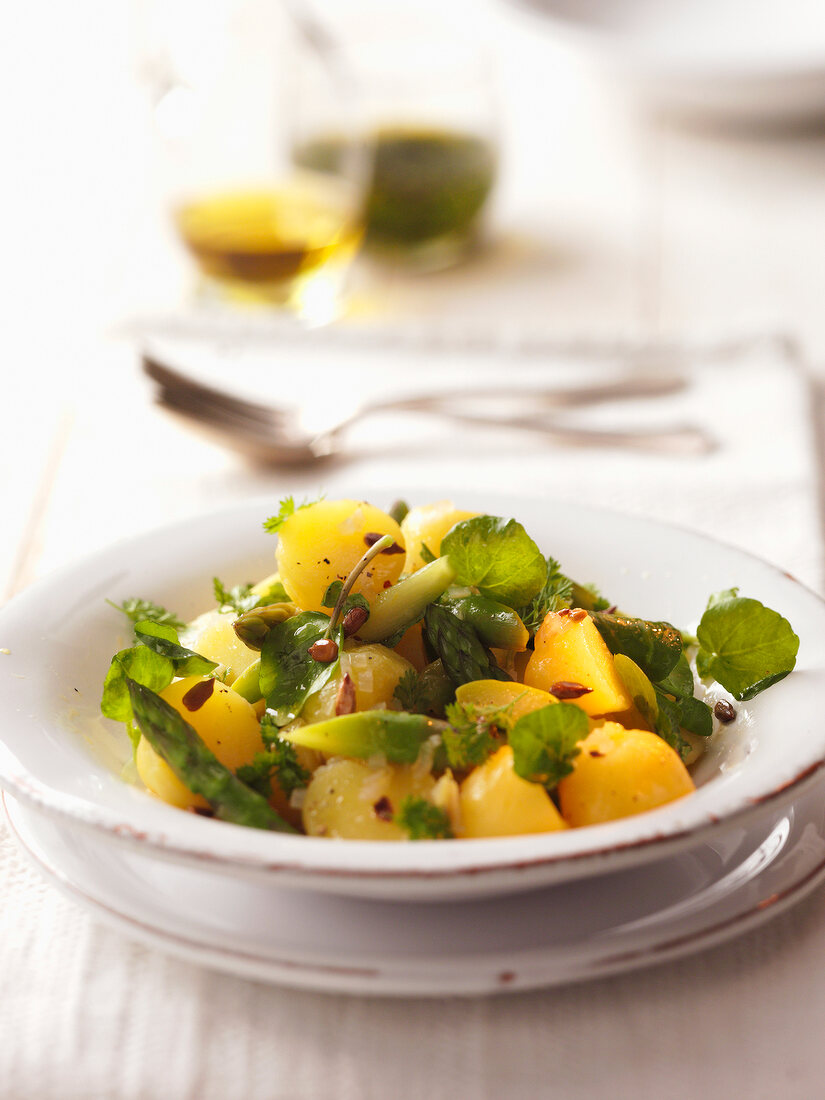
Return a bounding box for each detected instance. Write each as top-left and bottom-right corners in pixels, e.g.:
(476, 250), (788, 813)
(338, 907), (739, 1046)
(2, 491), (825, 995)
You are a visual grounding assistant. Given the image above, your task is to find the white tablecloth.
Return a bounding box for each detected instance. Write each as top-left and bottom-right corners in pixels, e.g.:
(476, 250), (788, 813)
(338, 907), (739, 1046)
(3, 335), (824, 1099)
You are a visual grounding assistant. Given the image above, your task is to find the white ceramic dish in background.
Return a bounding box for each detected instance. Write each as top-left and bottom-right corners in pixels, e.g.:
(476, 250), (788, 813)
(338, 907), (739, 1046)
(7, 779), (825, 996)
(512, 0), (825, 124)
(0, 491), (823, 901)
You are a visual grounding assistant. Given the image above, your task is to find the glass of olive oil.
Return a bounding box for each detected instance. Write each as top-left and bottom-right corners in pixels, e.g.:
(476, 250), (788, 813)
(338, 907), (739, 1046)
(150, 2), (367, 322)
(292, 39), (498, 271)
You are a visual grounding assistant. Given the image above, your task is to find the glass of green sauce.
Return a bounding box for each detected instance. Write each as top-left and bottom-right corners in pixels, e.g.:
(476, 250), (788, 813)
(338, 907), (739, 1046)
(292, 40), (498, 271)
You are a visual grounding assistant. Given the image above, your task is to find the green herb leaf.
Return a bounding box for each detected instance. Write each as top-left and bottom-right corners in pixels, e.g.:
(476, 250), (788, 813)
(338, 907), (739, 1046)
(509, 703), (588, 790)
(396, 796), (453, 840)
(441, 698), (513, 769)
(591, 611), (683, 683)
(570, 582), (612, 613)
(133, 621), (217, 677)
(213, 577), (261, 615)
(127, 679), (294, 832)
(101, 647), (175, 724)
(263, 495), (321, 535)
(282, 710), (443, 764)
(236, 731), (310, 798)
(321, 581), (370, 619)
(696, 592), (799, 701)
(517, 556), (573, 634)
(393, 662), (455, 718)
(656, 652), (695, 699)
(652, 690), (693, 759)
(259, 611), (339, 726)
(107, 597), (186, 631)
(441, 515), (546, 608)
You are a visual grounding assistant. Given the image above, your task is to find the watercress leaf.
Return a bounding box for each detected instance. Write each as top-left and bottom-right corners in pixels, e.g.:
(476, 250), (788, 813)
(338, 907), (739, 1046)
(106, 597), (186, 631)
(259, 611), (338, 726)
(322, 580), (343, 608)
(322, 581), (369, 620)
(101, 647), (175, 723)
(395, 796), (453, 840)
(263, 494), (321, 535)
(134, 620), (217, 677)
(441, 515), (546, 608)
(696, 594), (799, 701)
(509, 703), (588, 790)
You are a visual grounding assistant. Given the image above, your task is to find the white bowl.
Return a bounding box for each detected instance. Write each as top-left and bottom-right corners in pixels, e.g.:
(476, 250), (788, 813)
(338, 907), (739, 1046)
(0, 492), (823, 901)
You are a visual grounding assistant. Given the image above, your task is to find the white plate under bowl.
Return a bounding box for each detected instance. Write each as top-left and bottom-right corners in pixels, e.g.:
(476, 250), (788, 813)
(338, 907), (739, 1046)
(7, 780), (825, 996)
(513, 0), (825, 123)
(0, 491), (823, 901)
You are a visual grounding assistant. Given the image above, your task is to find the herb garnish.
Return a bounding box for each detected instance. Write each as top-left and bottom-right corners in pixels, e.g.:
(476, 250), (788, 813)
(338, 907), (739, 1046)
(107, 598), (186, 631)
(395, 796), (454, 839)
(236, 730), (310, 799)
(441, 515), (546, 608)
(213, 577), (260, 615)
(509, 703), (588, 790)
(517, 557), (573, 635)
(441, 698), (515, 769)
(263, 495), (322, 535)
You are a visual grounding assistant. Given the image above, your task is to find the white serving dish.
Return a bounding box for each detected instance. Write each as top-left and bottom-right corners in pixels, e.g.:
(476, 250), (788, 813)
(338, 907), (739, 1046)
(7, 779), (825, 996)
(0, 491), (822, 901)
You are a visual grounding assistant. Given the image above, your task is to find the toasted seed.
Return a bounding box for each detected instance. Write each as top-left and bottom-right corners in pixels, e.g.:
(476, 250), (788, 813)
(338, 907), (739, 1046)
(309, 638), (339, 663)
(342, 606), (369, 637)
(550, 681), (593, 700)
(335, 673), (357, 716)
(714, 700), (737, 723)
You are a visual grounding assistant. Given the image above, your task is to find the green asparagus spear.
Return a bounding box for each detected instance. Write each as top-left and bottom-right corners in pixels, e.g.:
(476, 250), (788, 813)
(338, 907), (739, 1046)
(356, 556), (457, 642)
(233, 602), (297, 650)
(590, 611), (682, 682)
(444, 596), (529, 651)
(281, 710), (445, 763)
(229, 657), (263, 703)
(423, 603), (511, 687)
(126, 678), (295, 832)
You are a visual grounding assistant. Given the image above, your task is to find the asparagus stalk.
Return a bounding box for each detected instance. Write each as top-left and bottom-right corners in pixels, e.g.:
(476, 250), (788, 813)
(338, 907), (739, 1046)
(423, 603), (511, 687)
(281, 710), (445, 764)
(127, 679), (295, 832)
(356, 556), (456, 642)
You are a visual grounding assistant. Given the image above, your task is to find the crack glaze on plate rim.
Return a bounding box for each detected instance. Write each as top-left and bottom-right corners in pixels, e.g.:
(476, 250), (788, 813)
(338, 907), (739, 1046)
(0, 491), (824, 900)
(7, 784), (825, 996)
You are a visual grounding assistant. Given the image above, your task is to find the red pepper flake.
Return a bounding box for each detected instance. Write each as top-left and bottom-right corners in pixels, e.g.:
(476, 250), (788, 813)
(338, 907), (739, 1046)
(335, 673), (357, 716)
(342, 606), (369, 637)
(570, 609), (587, 622)
(714, 700), (737, 723)
(383, 580), (392, 588)
(309, 638), (339, 662)
(182, 678), (216, 712)
(373, 796), (394, 821)
(589, 750), (606, 758)
(363, 532), (404, 555)
(549, 681), (593, 700)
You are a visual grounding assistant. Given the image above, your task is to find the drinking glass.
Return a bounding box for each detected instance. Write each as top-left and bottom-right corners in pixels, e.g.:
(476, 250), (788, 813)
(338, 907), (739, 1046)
(147, 0), (367, 323)
(292, 37), (499, 272)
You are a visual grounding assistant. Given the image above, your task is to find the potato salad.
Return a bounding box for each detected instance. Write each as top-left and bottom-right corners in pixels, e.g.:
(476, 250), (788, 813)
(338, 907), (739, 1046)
(101, 497), (799, 840)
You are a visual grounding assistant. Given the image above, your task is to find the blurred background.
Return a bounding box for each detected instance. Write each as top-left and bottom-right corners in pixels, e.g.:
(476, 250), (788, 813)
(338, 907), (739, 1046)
(5, 0), (825, 588)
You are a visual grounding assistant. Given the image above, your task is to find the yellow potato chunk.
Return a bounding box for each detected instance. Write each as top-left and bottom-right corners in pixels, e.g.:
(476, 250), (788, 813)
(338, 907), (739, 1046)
(276, 499), (405, 614)
(302, 757), (436, 839)
(186, 608), (259, 682)
(400, 500), (477, 573)
(455, 679), (557, 721)
(135, 676), (264, 810)
(460, 746), (567, 838)
(524, 610), (631, 717)
(301, 643), (414, 724)
(558, 722), (695, 827)
(393, 621), (429, 672)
